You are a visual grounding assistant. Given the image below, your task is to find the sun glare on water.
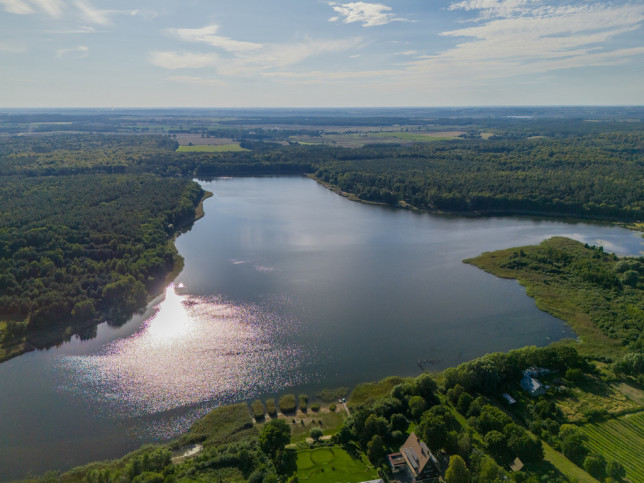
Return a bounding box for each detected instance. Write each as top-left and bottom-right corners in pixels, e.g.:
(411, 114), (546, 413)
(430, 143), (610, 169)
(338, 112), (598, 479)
(59, 284), (311, 419)
(145, 284), (194, 343)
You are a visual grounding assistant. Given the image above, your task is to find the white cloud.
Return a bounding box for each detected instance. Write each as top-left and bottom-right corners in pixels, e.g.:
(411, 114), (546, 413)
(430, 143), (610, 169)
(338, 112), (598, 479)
(153, 24), (363, 77)
(73, 0), (138, 25)
(328, 2), (409, 27)
(0, 0), (62, 16)
(149, 51), (219, 70)
(168, 24), (262, 53)
(31, 0), (63, 16)
(408, 1), (644, 80)
(56, 45), (88, 58)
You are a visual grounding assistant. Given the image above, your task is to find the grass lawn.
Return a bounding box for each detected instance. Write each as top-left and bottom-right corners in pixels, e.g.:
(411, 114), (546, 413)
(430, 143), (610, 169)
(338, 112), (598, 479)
(288, 409), (346, 442)
(295, 446), (377, 482)
(176, 144), (248, 152)
(540, 442), (600, 483)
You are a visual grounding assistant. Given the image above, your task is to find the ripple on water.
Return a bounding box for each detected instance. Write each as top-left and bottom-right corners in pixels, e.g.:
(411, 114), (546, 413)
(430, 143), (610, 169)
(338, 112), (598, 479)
(58, 285), (313, 417)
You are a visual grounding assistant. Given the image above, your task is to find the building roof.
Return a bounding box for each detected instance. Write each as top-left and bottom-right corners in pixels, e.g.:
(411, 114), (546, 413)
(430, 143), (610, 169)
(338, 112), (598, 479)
(400, 432), (439, 479)
(502, 393), (517, 404)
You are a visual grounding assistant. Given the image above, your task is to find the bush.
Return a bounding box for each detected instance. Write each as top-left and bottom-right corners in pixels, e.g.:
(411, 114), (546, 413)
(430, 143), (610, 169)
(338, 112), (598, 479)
(279, 394), (296, 413)
(266, 399), (277, 416)
(298, 394), (308, 412)
(310, 428), (323, 441)
(310, 403), (321, 412)
(250, 400), (265, 419)
(329, 403), (337, 412)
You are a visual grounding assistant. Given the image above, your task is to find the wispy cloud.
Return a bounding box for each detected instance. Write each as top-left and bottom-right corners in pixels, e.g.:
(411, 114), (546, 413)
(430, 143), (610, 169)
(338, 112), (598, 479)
(0, 41), (27, 52)
(56, 45), (88, 58)
(328, 2), (409, 27)
(409, 1), (644, 79)
(73, 0), (138, 25)
(262, 68), (403, 82)
(0, 0), (63, 16)
(168, 75), (226, 86)
(153, 23), (363, 77)
(149, 51), (219, 70)
(168, 24), (262, 53)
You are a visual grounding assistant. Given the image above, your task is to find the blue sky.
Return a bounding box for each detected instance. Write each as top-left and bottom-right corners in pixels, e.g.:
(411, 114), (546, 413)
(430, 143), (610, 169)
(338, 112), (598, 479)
(1, 0), (644, 107)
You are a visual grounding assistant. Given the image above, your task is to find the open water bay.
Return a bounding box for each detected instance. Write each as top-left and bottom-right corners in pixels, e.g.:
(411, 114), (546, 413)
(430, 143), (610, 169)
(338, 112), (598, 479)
(0, 176), (642, 480)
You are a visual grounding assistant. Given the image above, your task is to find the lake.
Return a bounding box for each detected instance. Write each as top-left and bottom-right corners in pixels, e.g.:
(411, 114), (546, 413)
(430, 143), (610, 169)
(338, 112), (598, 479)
(0, 176), (641, 480)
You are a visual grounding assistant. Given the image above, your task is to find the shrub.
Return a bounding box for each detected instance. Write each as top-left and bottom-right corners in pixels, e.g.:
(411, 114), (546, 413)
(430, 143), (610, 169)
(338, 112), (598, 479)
(265, 399), (277, 416)
(250, 400), (265, 419)
(279, 394), (296, 413)
(298, 394), (308, 412)
(329, 403), (337, 412)
(310, 403), (321, 412)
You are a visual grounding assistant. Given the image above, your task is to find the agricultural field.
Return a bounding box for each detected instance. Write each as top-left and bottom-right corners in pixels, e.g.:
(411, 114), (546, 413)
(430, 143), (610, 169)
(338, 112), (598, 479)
(579, 412), (644, 482)
(291, 130), (465, 148)
(553, 375), (641, 422)
(295, 446), (377, 483)
(176, 144), (248, 152)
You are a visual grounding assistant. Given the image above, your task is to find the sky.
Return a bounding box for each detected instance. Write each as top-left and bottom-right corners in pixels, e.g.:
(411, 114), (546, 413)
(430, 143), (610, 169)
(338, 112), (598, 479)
(1, 0), (644, 107)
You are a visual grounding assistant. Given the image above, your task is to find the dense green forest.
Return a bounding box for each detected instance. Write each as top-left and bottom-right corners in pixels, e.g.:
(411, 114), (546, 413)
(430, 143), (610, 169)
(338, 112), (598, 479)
(0, 172), (204, 360)
(313, 134), (644, 221)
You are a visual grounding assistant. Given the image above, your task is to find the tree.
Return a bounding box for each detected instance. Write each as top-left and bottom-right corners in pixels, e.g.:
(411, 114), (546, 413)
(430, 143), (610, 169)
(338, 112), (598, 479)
(445, 455), (470, 483)
(367, 435), (385, 465)
(559, 425), (588, 463)
(259, 419), (291, 460)
(583, 453), (606, 481)
(485, 430), (510, 464)
(419, 413), (447, 451)
(361, 414), (389, 446)
(390, 413), (409, 433)
(606, 460), (626, 481)
(309, 428), (323, 442)
(409, 395), (426, 420)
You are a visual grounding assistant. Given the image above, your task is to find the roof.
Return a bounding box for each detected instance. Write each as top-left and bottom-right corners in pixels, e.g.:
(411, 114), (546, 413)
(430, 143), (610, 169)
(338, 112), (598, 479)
(502, 393), (517, 404)
(510, 457), (524, 472)
(400, 432), (438, 479)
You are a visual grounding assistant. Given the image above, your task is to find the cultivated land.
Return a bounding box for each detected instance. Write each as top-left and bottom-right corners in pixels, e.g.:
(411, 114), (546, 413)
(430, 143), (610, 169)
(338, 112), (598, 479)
(176, 144), (248, 152)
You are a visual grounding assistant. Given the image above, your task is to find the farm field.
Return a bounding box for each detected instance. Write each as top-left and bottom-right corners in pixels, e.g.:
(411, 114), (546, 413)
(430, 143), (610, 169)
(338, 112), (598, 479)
(579, 411), (644, 482)
(292, 130), (465, 147)
(295, 446), (377, 482)
(176, 144), (248, 152)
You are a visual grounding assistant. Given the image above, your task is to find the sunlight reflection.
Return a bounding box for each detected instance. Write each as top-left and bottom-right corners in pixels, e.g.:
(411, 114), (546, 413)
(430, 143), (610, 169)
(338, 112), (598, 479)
(145, 284), (193, 343)
(59, 288), (312, 416)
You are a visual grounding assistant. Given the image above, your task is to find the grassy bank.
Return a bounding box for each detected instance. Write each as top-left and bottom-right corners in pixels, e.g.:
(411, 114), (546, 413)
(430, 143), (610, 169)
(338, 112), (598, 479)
(465, 237), (643, 358)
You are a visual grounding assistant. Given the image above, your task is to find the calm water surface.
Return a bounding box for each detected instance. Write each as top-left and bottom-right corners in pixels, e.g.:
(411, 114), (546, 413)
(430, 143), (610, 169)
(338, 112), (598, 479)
(0, 177), (642, 480)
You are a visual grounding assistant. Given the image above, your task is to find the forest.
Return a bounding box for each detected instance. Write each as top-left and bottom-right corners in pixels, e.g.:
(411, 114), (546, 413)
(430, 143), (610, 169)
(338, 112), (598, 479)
(1, 110), (642, 481)
(0, 170), (204, 361)
(0, 114), (642, 361)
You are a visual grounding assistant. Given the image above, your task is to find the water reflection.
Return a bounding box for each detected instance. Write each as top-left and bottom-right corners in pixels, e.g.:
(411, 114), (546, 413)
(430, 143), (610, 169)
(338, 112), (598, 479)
(59, 285), (312, 416)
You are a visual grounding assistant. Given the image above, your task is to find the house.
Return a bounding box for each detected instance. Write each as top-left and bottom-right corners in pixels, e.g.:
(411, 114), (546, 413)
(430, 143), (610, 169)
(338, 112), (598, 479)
(521, 370), (546, 397)
(388, 432), (441, 482)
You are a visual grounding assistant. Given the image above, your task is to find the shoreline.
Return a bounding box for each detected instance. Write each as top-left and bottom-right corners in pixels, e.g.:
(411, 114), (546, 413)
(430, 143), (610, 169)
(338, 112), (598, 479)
(308, 174), (644, 232)
(0, 189), (213, 366)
